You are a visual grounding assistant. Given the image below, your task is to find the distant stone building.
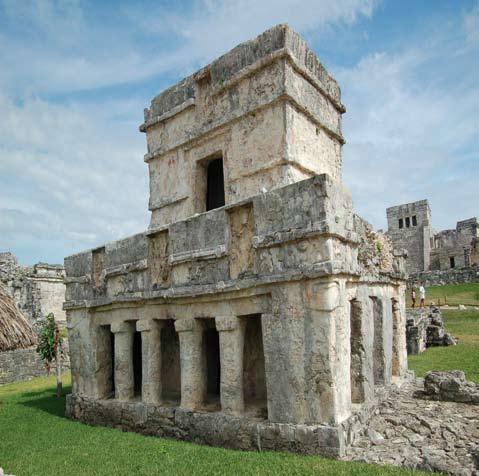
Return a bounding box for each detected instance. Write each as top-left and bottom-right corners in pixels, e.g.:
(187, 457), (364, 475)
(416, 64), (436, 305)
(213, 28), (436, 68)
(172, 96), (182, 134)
(0, 252), (66, 325)
(0, 252), (66, 383)
(64, 25), (408, 457)
(386, 200), (478, 277)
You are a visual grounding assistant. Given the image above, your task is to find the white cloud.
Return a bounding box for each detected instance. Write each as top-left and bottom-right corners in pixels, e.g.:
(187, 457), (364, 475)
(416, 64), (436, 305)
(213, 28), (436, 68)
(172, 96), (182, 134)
(464, 3), (479, 45)
(0, 94), (149, 263)
(0, 0), (377, 95)
(338, 18), (479, 231)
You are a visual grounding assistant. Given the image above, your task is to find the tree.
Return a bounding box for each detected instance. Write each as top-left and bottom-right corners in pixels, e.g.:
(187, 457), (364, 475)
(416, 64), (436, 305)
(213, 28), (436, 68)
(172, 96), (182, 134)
(36, 313), (64, 397)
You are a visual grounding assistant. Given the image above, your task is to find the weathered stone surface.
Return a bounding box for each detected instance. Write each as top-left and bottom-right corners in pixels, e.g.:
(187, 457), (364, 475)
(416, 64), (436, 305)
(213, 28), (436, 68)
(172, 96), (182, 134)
(64, 25), (408, 458)
(345, 379), (479, 475)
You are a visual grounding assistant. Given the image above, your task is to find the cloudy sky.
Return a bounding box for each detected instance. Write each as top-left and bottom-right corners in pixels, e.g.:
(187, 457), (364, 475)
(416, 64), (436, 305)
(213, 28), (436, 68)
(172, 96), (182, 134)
(0, 0), (478, 264)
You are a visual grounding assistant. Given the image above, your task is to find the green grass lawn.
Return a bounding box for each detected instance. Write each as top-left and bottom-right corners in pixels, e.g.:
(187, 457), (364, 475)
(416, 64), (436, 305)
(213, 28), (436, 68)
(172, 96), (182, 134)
(407, 282), (479, 307)
(408, 309), (479, 383)
(0, 376), (427, 476)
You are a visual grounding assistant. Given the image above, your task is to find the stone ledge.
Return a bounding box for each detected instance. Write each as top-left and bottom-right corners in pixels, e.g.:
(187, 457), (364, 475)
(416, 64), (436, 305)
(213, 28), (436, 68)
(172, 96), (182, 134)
(148, 194), (189, 212)
(169, 244), (228, 265)
(253, 222), (359, 248)
(104, 259), (148, 278)
(63, 262), (365, 310)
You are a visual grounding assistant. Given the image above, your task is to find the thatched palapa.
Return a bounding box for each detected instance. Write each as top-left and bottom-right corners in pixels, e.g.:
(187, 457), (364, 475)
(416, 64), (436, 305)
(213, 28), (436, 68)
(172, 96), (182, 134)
(0, 285), (37, 352)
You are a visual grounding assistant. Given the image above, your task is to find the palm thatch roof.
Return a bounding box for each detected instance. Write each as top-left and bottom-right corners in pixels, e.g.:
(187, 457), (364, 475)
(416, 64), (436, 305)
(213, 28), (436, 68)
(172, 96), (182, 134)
(0, 286), (37, 352)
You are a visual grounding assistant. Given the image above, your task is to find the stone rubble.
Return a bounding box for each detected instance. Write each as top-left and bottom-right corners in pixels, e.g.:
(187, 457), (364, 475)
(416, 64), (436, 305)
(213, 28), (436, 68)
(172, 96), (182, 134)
(415, 371), (479, 405)
(345, 378), (479, 475)
(406, 306), (456, 355)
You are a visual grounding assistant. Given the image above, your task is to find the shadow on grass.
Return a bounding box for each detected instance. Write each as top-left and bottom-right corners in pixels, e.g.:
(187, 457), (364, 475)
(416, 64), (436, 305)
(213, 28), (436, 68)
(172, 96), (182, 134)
(20, 385), (72, 418)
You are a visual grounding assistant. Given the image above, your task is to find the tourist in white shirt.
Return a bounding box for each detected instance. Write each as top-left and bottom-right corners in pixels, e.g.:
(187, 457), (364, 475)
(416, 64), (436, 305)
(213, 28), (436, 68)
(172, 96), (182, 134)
(419, 284), (426, 308)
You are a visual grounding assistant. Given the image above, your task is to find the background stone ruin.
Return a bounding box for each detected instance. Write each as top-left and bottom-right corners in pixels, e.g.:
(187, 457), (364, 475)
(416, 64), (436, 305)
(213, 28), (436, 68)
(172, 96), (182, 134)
(386, 200), (478, 280)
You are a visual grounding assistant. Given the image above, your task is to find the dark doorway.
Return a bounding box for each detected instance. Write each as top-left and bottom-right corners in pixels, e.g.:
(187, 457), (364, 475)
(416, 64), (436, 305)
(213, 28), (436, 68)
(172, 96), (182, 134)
(350, 300), (365, 403)
(242, 315), (268, 418)
(206, 158), (225, 211)
(450, 256), (455, 268)
(133, 331), (142, 397)
(204, 327), (221, 399)
(110, 329), (115, 398)
(161, 320), (181, 404)
(371, 297), (384, 385)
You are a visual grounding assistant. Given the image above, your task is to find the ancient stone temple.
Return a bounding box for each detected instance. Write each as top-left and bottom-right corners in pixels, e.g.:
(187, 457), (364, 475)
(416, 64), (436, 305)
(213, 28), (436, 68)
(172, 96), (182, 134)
(386, 200), (479, 276)
(64, 25), (408, 457)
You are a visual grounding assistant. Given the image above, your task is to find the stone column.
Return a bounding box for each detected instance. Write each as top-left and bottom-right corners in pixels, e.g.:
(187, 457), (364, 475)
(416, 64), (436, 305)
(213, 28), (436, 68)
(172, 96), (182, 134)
(302, 279), (351, 425)
(392, 297), (408, 378)
(262, 283), (307, 424)
(111, 321), (135, 401)
(215, 316), (245, 415)
(175, 318), (205, 410)
(137, 319), (163, 404)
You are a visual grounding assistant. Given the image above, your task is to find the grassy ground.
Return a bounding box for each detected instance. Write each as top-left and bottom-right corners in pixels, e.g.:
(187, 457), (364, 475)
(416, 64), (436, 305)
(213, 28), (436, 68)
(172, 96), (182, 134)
(407, 282), (479, 307)
(0, 376), (427, 476)
(408, 309), (479, 383)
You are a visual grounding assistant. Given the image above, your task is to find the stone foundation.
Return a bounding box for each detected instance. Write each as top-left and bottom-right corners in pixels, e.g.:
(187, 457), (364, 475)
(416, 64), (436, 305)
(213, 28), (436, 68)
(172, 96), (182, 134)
(65, 387), (393, 457)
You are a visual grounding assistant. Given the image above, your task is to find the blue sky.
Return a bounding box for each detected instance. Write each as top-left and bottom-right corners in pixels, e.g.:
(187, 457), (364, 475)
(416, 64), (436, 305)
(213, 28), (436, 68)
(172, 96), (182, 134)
(0, 0), (478, 264)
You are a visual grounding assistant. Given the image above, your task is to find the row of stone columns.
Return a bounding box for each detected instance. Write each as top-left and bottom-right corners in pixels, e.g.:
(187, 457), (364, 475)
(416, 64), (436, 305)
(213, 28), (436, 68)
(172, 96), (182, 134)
(349, 295), (408, 405)
(110, 316), (248, 416)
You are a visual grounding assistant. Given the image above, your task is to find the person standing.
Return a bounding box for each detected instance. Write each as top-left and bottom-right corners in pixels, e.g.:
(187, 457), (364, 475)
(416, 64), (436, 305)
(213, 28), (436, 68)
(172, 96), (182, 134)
(419, 284), (426, 308)
(411, 288), (417, 308)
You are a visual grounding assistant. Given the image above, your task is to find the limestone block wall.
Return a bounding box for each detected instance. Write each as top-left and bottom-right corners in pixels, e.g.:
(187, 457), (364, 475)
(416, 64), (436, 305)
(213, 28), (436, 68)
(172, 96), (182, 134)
(141, 25), (345, 230)
(0, 344), (70, 385)
(0, 347), (47, 384)
(409, 267), (479, 287)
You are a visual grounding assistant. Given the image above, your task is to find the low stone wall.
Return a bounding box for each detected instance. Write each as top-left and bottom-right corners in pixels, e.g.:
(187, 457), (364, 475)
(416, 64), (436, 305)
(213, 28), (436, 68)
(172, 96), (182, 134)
(0, 347), (47, 384)
(0, 343), (70, 385)
(408, 267), (479, 288)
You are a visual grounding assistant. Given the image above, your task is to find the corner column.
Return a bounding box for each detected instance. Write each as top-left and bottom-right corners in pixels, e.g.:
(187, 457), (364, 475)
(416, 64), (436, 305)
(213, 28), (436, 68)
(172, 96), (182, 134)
(111, 321), (135, 401)
(303, 279), (351, 425)
(137, 319), (163, 404)
(175, 318), (205, 410)
(215, 316), (245, 415)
